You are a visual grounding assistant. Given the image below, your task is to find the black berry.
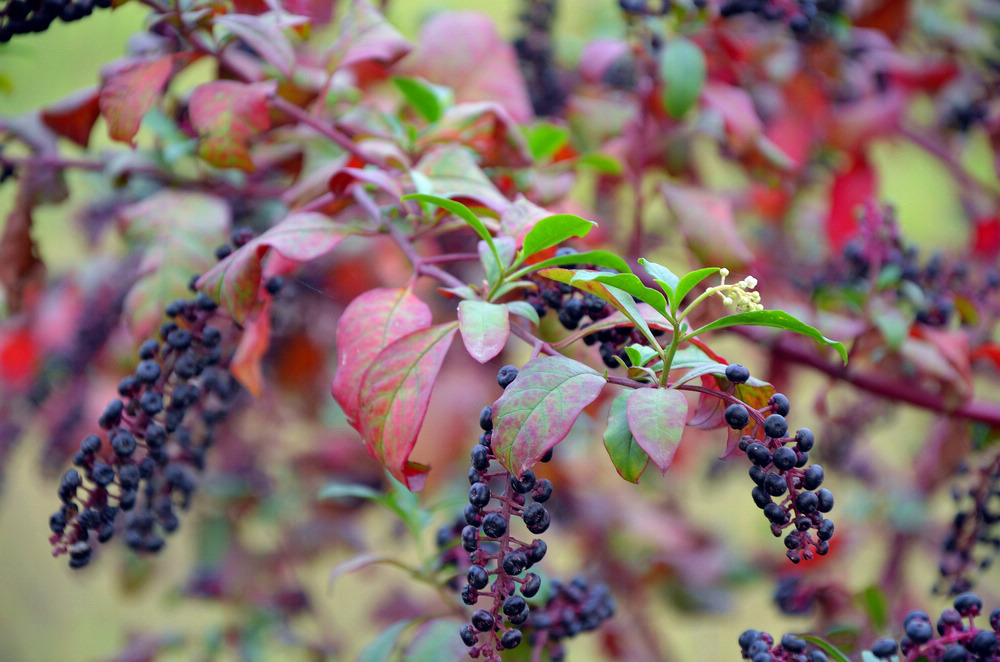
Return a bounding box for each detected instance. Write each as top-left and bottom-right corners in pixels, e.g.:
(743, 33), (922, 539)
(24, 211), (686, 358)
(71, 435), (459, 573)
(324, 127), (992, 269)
(725, 363), (751, 383)
(725, 403), (750, 430)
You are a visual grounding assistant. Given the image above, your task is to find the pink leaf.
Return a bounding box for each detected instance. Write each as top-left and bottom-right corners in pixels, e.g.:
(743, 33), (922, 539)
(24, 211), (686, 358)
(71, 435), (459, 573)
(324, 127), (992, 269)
(500, 196), (551, 247)
(660, 183), (753, 268)
(197, 212), (344, 324)
(358, 322), (459, 490)
(404, 12), (532, 122)
(457, 300), (510, 363)
(216, 14), (298, 78)
(331, 288), (432, 428)
(702, 83), (762, 153)
(190, 80), (276, 171)
(492, 356), (606, 477)
(413, 145), (510, 214)
(329, 0), (411, 70)
(625, 387), (687, 473)
(99, 55), (176, 146)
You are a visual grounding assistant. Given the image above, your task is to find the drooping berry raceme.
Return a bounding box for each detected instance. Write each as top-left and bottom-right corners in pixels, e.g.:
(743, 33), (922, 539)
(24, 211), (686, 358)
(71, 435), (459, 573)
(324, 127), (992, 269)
(865, 594), (1000, 662)
(726, 366), (834, 563)
(456, 366), (556, 660)
(737, 628), (829, 662)
(518, 576), (616, 661)
(49, 284), (238, 567)
(938, 451), (1000, 594)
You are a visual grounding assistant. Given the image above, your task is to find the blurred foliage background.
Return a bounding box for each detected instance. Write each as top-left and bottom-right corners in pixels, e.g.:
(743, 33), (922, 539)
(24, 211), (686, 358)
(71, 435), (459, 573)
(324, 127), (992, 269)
(1, 1), (997, 661)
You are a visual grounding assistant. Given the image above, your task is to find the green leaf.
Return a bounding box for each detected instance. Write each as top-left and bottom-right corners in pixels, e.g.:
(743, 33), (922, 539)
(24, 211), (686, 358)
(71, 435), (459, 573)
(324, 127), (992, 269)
(626, 387), (687, 472)
(689, 310), (848, 364)
(507, 300), (540, 325)
(515, 249), (631, 276)
(492, 356), (606, 477)
(603, 391), (650, 483)
(458, 300), (510, 363)
(403, 619), (468, 661)
(624, 344), (660, 368)
(861, 585), (889, 631)
(520, 214), (597, 260)
(638, 258), (680, 312)
(566, 269), (669, 318)
(479, 237), (516, 290)
(524, 122), (570, 162)
(659, 37), (706, 119)
(359, 619), (416, 662)
(539, 268), (658, 346)
(577, 152), (624, 175)
(797, 636), (852, 662)
(392, 76), (452, 123)
(317, 482), (383, 502)
(673, 267), (721, 314)
(404, 193), (502, 274)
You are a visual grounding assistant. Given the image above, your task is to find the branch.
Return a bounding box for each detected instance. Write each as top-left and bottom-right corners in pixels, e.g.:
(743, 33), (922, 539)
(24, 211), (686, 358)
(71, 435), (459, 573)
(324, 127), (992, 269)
(733, 327), (1000, 427)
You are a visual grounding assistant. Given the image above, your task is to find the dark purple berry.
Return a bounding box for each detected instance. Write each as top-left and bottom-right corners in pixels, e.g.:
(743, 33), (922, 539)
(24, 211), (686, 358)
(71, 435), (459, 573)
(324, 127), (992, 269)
(942, 645), (969, 662)
(769, 393), (790, 416)
(870, 638), (898, 658)
(525, 540), (547, 563)
(461, 526), (479, 552)
(954, 592), (983, 617)
(532, 479), (553, 503)
(511, 469), (536, 494)
(460, 624), (477, 647)
(795, 491), (819, 515)
(523, 503), (550, 533)
(469, 482), (491, 508)
(112, 432), (137, 458)
(725, 363), (750, 383)
(136, 360), (161, 383)
(817, 519), (834, 541)
(479, 406), (493, 432)
(50, 511), (67, 533)
(763, 414), (788, 439)
(763, 472), (787, 497)
(265, 276), (284, 295)
(482, 513), (507, 538)
(764, 502), (787, 525)
(498, 365), (519, 388)
(502, 550), (528, 575)
(905, 619), (933, 644)
(467, 565), (489, 590)
(500, 629), (522, 649)
(522, 572), (541, 597)
(752, 486), (771, 509)
(138, 339), (159, 359)
(794, 428), (814, 452)
(803, 465), (824, 490)
(464, 504), (482, 527)
(80, 434), (102, 455)
(772, 447), (797, 471)
(471, 445), (489, 471)
(92, 462), (115, 486)
(749, 465), (766, 485)
(725, 403), (750, 430)
(816, 488), (834, 512)
(747, 443), (771, 466)
(471, 609), (494, 632)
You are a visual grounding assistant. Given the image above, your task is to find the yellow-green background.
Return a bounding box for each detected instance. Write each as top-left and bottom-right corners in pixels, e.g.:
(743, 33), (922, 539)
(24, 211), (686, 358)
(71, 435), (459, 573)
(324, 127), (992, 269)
(1, 1), (996, 661)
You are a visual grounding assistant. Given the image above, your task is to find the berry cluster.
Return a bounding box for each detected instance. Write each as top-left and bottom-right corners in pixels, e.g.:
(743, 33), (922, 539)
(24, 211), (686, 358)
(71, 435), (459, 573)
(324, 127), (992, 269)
(525, 249), (664, 369)
(513, 0), (566, 117)
(938, 453), (1000, 595)
(718, 0), (844, 40)
(738, 629), (830, 662)
(48, 287), (237, 568)
(521, 576), (616, 661)
(0, 0), (111, 42)
(812, 203), (1000, 329)
(869, 594), (1000, 661)
(458, 365), (555, 659)
(724, 364), (835, 563)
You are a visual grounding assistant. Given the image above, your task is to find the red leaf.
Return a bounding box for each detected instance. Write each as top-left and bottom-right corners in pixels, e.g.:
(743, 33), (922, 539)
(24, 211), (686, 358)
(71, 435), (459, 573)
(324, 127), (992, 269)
(457, 300), (509, 363)
(40, 87), (101, 148)
(500, 196), (551, 247)
(230, 300), (272, 397)
(492, 356), (607, 478)
(413, 145), (510, 214)
(0, 327), (39, 387)
(190, 80), (276, 171)
(973, 216), (1000, 257)
(197, 212), (343, 324)
(358, 322), (459, 490)
(416, 102), (533, 169)
(404, 12), (532, 123)
(826, 156), (876, 251)
(701, 83), (762, 153)
(625, 387), (687, 473)
(331, 288), (432, 427)
(99, 55), (176, 146)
